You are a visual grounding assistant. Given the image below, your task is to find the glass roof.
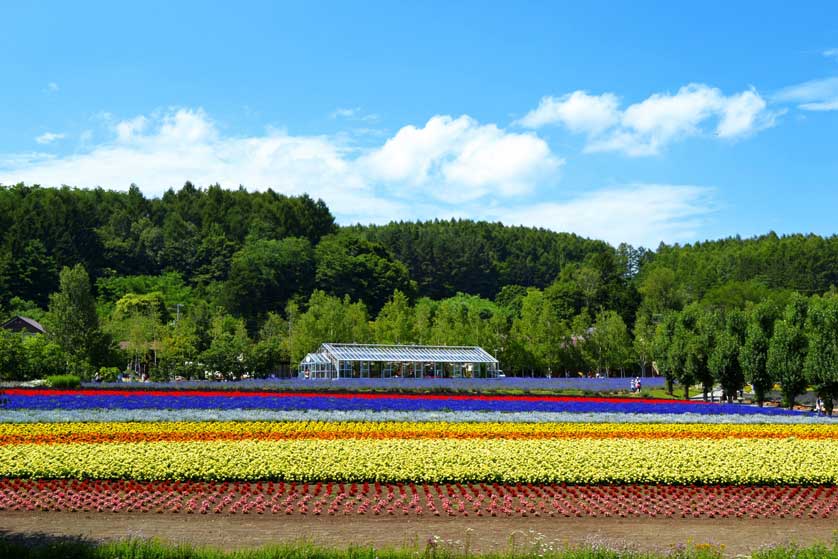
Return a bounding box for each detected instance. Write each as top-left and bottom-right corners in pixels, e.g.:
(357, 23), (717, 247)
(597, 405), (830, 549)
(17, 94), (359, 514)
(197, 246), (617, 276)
(301, 352), (333, 365)
(316, 343), (498, 364)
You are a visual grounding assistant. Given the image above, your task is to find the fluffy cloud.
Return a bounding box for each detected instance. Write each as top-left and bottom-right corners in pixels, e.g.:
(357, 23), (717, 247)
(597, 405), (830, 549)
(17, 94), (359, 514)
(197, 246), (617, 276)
(516, 91), (620, 134)
(35, 132), (65, 145)
(774, 77), (838, 111)
(494, 184), (714, 247)
(521, 84), (775, 156)
(1, 108), (562, 222)
(824, 49), (838, 60)
(360, 115), (562, 201)
(2, 108), (717, 245)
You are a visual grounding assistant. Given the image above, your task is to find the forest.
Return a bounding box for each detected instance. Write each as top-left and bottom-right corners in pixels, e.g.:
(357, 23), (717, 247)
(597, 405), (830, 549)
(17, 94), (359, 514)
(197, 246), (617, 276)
(1, 182), (838, 410)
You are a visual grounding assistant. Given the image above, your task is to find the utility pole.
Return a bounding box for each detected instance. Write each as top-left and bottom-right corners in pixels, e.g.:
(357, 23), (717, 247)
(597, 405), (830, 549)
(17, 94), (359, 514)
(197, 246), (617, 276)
(175, 304), (182, 324)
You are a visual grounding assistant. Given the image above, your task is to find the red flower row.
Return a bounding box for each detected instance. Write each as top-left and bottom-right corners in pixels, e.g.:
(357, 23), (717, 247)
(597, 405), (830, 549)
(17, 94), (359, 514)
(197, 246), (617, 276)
(1, 479), (834, 518)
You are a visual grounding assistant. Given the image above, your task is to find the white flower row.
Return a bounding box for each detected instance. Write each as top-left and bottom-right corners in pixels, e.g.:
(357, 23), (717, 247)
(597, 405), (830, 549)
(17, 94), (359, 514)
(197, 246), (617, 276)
(0, 408), (834, 424)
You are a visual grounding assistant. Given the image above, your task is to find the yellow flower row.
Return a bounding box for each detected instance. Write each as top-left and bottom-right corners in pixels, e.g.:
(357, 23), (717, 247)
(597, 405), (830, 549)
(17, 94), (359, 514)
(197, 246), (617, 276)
(1, 437), (836, 484)
(2, 420), (836, 444)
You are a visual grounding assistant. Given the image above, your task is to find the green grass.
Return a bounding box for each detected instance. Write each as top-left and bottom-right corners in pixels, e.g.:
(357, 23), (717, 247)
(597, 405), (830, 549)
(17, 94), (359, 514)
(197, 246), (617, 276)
(0, 538), (836, 559)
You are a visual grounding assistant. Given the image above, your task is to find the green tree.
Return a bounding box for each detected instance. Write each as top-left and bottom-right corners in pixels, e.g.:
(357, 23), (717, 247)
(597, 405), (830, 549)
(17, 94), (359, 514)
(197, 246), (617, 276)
(287, 291), (371, 364)
(412, 298), (436, 345)
(740, 303), (778, 406)
(767, 294), (808, 408)
(200, 313), (253, 380)
(223, 237), (315, 319)
(803, 295), (838, 415)
(45, 264), (101, 374)
(0, 330), (25, 381)
(708, 312), (745, 403)
(667, 312), (694, 399)
(158, 317), (199, 379)
(586, 309), (632, 376)
(6, 240), (57, 307)
(21, 334), (67, 379)
(315, 235), (413, 315)
(510, 289), (544, 374)
(250, 312), (290, 377)
(632, 314), (655, 377)
(638, 267), (682, 319)
(494, 285), (528, 317)
(652, 312), (678, 395)
(374, 290), (415, 344)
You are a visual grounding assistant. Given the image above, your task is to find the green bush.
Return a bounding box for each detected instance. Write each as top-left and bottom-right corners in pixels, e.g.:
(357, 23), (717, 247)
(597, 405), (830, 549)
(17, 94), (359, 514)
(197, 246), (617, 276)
(45, 374), (81, 389)
(97, 367), (120, 382)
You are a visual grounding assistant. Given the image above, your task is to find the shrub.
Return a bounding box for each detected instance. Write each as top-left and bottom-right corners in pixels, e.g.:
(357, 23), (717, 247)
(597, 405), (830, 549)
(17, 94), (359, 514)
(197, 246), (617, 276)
(97, 367), (120, 382)
(45, 374), (81, 389)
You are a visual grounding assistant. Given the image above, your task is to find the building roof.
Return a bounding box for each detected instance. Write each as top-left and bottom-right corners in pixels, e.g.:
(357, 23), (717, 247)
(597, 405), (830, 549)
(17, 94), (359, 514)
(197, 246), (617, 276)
(313, 343), (498, 364)
(301, 352), (333, 365)
(0, 315), (46, 334)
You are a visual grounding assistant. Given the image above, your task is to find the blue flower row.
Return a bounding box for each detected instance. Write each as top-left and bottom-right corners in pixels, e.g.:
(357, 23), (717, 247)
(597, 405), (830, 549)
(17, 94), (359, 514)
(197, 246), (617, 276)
(3, 392), (807, 416)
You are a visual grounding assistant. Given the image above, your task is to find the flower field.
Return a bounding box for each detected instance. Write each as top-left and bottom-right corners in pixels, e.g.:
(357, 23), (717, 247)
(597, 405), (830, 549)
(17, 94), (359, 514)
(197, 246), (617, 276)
(1, 479), (835, 519)
(1, 386), (836, 520)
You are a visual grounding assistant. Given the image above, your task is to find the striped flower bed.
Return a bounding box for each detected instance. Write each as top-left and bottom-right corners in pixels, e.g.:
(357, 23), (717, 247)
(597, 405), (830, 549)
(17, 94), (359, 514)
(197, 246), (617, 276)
(1, 421), (836, 484)
(1, 386), (836, 518)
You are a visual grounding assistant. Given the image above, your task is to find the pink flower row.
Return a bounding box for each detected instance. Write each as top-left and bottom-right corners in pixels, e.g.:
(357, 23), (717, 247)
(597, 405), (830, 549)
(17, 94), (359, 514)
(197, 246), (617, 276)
(0, 479), (836, 519)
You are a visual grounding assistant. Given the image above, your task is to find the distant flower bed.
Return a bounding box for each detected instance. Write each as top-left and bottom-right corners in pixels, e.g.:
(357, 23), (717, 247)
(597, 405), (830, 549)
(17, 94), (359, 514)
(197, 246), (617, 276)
(2, 387), (809, 416)
(2, 408), (834, 424)
(82, 376), (666, 393)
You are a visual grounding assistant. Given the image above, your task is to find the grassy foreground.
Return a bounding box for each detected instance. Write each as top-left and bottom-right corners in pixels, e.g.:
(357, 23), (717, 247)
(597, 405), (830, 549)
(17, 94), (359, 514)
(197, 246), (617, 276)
(0, 539), (837, 559)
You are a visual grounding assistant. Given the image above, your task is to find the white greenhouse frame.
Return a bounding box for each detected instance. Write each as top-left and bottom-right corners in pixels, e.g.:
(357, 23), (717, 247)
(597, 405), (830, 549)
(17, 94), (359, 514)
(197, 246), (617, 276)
(298, 343), (500, 379)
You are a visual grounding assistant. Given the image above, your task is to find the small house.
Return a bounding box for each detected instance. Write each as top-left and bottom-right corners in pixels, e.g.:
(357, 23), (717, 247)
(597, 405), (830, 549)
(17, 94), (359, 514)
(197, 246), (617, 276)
(0, 316), (46, 336)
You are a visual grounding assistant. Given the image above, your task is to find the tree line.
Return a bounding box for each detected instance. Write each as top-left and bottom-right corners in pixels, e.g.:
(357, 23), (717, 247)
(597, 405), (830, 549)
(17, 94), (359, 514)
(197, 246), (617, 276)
(1, 182), (838, 410)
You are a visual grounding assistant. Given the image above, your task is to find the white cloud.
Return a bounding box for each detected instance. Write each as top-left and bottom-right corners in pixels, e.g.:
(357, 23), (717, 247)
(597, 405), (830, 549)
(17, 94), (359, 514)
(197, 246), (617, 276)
(330, 107), (379, 121)
(717, 89), (771, 137)
(35, 132), (65, 145)
(517, 91), (620, 134)
(3, 108), (719, 245)
(46, 82), (59, 92)
(774, 77), (838, 111)
(115, 116), (149, 142)
(360, 115), (562, 202)
(522, 84), (775, 156)
(494, 184), (714, 247)
(824, 49), (838, 60)
(1, 108), (562, 223)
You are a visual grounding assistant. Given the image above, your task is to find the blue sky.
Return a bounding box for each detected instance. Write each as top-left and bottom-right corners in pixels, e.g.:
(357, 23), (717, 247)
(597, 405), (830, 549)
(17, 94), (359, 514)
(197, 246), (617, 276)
(2, 1), (837, 247)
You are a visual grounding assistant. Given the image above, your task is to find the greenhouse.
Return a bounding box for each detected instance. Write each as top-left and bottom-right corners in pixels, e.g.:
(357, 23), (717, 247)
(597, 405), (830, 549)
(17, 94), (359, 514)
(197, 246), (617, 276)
(298, 343), (501, 379)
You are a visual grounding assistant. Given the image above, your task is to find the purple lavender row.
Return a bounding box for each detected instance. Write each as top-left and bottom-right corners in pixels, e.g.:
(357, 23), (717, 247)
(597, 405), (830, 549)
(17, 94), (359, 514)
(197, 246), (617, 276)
(83, 376), (666, 392)
(4, 393), (807, 416)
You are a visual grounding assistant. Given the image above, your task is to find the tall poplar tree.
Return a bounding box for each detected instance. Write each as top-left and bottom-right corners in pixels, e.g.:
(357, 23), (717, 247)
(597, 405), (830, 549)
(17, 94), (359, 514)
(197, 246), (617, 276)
(46, 264), (100, 373)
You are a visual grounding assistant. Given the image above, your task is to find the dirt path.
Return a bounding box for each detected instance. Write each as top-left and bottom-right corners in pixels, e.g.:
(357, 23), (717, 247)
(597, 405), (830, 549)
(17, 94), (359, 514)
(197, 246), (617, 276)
(2, 512), (836, 557)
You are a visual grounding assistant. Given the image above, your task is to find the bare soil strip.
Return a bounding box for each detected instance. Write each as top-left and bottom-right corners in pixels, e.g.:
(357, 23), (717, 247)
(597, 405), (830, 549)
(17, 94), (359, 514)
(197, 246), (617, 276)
(2, 512), (836, 557)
